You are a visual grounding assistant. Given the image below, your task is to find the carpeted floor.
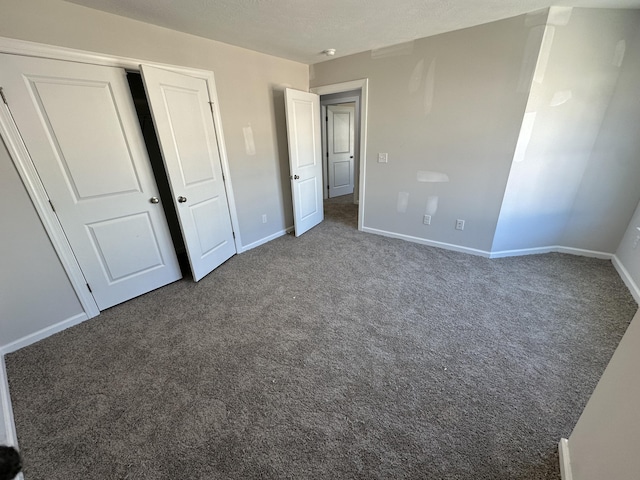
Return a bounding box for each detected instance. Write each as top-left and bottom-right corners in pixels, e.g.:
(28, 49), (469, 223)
(6, 198), (637, 479)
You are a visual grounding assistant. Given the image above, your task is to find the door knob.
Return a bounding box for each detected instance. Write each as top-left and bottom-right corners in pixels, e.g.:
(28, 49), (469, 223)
(290, 175), (300, 180)
(177, 196), (187, 203)
(149, 197), (160, 204)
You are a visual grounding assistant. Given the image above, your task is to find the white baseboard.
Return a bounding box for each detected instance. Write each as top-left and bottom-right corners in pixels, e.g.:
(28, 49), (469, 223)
(0, 312), (89, 356)
(559, 438), (573, 480)
(612, 255), (640, 304)
(238, 226), (294, 253)
(489, 246), (556, 258)
(490, 245), (613, 259)
(0, 355), (18, 446)
(360, 227), (620, 261)
(555, 246), (613, 260)
(361, 226), (491, 257)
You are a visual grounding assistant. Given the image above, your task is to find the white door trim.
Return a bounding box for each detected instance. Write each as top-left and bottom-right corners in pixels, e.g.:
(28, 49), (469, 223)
(320, 104), (328, 200)
(0, 36), (242, 316)
(0, 36), (214, 79)
(201, 71), (243, 252)
(311, 79), (368, 231)
(1, 353), (19, 448)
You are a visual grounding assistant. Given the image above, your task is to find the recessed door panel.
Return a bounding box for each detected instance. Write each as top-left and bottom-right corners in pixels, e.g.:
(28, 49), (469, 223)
(284, 89), (324, 237)
(162, 87), (216, 186)
(292, 99), (317, 169)
(332, 112), (351, 153)
(88, 213), (164, 282)
(297, 178), (319, 220)
(333, 161), (351, 188)
(190, 197), (228, 257)
(0, 54), (182, 310)
(141, 65), (236, 281)
(31, 79), (142, 200)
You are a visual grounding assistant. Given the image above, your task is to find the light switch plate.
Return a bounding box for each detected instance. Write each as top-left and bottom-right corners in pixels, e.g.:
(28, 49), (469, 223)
(378, 153), (388, 163)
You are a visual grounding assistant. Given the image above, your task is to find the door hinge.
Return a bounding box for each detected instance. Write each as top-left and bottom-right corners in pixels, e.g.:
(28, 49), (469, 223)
(0, 87), (7, 105)
(232, 231), (235, 239)
(86, 283), (92, 293)
(49, 199), (56, 212)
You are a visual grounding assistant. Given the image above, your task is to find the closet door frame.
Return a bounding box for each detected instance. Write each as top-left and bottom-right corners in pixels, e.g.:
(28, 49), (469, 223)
(0, 36), (243, 320)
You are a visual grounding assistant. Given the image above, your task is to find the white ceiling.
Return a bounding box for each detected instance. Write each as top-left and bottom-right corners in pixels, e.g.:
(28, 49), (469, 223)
(65, 0), (640, 64)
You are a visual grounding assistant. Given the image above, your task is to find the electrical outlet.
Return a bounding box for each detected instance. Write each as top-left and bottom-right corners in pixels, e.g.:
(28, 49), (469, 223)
(378, 153), (388, 163)
(262, 214), (267, 224)
(423, 215), (431, 225)
(455, 219), (465, 231)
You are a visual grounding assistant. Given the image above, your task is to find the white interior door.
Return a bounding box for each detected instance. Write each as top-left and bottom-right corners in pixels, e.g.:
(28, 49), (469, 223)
(284, 88), (323, 236)
(140, 65), (236, 281)
(327, 104), (355, 198)
(0, 54), (182, 310)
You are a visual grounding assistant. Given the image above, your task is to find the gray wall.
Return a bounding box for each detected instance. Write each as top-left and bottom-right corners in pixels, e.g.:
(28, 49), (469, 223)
(0, 137), (83, 347)
(1, 0), (308, 248)
(562, 17), (640, 252)
(492, 8), (640, 253)
(310, 15), (542, 251)
(566, 307), (640, 480)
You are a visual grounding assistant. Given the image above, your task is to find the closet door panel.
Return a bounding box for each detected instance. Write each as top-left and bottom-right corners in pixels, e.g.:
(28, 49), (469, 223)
(0, 54), (182, 310)
(141, 65), (236, 281)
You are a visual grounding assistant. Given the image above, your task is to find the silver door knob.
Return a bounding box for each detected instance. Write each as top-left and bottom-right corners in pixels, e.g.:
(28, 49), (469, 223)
(149, 197), (160, 204)
(177, 196), (187, 203)
(290, 175), (300, 180)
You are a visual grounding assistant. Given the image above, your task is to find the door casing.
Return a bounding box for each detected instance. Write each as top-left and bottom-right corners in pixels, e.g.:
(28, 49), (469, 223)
(322, 99), (358, 199)
(311, 80), (369, 232)
(0, 36), (242, 320)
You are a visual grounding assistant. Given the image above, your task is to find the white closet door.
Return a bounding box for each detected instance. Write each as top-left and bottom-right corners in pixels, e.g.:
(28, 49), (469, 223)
(284, 88), (324, 236)
(140, 65), (236, 281)
(0, 54), (182, 310)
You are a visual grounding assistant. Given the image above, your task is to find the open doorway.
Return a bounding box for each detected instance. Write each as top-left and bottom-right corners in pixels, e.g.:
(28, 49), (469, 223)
(311, 80), (368, 231)
(320, 92), (360, 205)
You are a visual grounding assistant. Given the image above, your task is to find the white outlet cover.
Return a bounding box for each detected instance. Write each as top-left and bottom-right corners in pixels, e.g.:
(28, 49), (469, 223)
(378, 153), (388, 163)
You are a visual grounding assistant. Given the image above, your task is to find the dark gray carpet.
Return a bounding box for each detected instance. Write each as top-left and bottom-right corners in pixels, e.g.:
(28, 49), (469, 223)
(6, 199), (637, 479)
